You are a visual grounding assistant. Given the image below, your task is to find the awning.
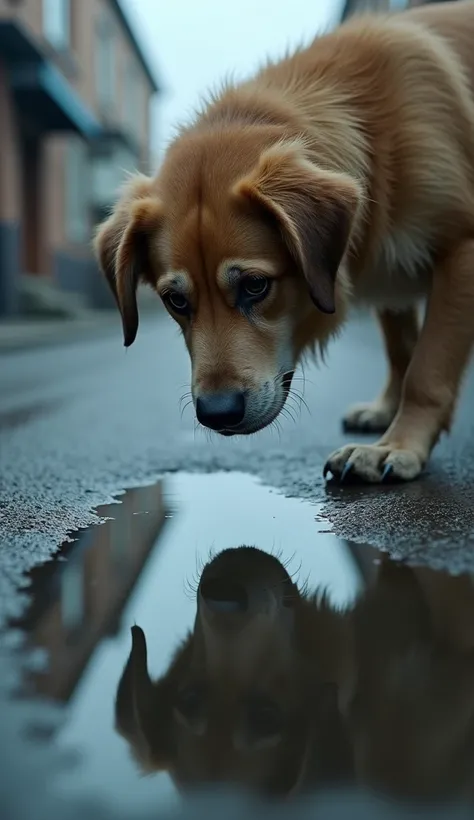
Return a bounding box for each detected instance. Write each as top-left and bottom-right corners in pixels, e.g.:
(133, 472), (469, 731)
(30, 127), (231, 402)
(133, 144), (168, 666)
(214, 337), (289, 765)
(0, 20), (103, 140)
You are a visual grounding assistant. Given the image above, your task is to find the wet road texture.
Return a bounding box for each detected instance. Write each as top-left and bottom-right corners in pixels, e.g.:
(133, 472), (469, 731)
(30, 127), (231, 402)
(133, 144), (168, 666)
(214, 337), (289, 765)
(1, 307), (474, 816)
(2, 307), (474, 620)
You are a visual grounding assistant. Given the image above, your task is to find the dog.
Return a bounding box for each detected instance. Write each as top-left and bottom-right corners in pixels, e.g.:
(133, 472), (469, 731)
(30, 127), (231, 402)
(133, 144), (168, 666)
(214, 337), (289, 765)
(115, 546), (354, 797)
(114, 545), (474, 800)
(115, 546), (474, 801)
(95, 1), (474, 484)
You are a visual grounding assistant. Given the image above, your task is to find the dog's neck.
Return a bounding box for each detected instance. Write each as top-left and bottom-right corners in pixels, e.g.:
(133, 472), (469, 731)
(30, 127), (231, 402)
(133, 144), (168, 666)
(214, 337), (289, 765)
(295, 592), (356, 711)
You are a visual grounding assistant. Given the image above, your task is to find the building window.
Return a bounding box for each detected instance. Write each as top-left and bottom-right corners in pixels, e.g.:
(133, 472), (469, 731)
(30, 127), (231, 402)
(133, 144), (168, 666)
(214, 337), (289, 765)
(96, 14), (116, 114)
(65, 137), (90, 244)
(43, 0), (70, 50)
(124, 60), (143, 142)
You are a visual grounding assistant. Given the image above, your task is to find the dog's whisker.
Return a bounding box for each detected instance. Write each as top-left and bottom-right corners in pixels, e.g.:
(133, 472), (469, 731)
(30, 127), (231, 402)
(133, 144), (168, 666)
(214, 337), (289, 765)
(280, 552), (304, 583)
(287, 399), (305, 419)
(284, 391), (304, 415)
(281, 410), (297, 426)
(183, 579), (198, 601)
(285, 390), (303, 410)
(279, 399), (294, 416)
(180, 399), (194, 420)
(289, 383), (312, 398)
(269, 416), (283, 443)
(291, 373), (314, 387)
(288, 390), (311, 417)
(287, 382), (308, 399)
(289, 385), (307, 397)
(280, 405), (297, 425)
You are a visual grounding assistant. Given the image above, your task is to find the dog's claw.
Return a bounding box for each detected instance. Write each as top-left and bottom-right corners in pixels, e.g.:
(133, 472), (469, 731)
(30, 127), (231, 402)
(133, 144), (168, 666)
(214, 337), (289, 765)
(340, 462), (353, 483)
(382, 463), (393, 482)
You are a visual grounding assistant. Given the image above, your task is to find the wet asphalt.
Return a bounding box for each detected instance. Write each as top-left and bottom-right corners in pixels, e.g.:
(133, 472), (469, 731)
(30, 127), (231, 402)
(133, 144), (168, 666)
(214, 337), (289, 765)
(1, 306), (474, 630)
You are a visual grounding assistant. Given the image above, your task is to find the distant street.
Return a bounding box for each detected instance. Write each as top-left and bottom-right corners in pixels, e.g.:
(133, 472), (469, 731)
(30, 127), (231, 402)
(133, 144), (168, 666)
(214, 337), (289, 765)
(2, 308), (474, 628)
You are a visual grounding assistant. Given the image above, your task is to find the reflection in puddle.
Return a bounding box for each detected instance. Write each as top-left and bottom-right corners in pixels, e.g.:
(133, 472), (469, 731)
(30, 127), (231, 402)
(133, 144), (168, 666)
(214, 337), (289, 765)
(12, 474), (362, 811)
(16, 482), (168, 704)
(117, 546), (355, 798)
(10, 473), (474, 810)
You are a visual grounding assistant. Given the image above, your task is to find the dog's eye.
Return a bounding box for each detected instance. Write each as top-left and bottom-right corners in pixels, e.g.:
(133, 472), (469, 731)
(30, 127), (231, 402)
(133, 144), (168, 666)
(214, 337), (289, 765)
(240, 275), (270, 302)
(165, 291), (190, 315)
(175, 683), (206, 720)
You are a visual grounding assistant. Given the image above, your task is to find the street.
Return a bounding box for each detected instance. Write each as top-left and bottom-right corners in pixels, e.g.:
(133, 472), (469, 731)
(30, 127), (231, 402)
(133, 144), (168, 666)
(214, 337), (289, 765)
(4, 0), (474, 814)
(2, 308), (474, 630)
(2, 308), (474, 620)
(2, 306), (474, 815)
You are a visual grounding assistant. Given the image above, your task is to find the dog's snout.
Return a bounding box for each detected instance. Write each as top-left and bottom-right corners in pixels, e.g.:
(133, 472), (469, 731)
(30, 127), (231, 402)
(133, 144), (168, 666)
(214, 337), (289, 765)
(200, 577), (249, 614)
(196, 391), (246, 431)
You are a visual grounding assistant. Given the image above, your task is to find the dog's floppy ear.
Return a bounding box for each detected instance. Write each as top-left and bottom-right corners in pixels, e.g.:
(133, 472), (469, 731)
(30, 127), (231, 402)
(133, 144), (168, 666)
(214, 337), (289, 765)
(115, 626), (173, 773)
(93, 175), (163, 347)
(234, 143), (362, 314)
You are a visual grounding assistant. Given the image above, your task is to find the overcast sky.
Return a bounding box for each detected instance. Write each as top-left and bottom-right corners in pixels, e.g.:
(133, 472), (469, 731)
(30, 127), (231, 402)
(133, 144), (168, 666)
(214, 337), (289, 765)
(121, 0), (345, 162)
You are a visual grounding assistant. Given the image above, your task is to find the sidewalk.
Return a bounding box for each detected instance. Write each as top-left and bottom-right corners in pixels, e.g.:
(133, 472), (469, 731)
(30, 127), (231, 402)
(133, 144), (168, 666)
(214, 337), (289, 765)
(0, 276), (166, 354)
(0, 307), (163, 354)
(0, 311), (122, 354)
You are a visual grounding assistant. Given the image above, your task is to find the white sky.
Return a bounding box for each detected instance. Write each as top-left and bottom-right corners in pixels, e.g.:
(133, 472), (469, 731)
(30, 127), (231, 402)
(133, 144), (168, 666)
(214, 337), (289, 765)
(121, 0), (345, 162)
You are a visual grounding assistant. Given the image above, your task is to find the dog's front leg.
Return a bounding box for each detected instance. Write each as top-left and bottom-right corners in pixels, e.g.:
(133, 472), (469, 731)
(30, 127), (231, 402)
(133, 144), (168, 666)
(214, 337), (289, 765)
(342, 307), (419, 434)
(325, 240), (474, 483)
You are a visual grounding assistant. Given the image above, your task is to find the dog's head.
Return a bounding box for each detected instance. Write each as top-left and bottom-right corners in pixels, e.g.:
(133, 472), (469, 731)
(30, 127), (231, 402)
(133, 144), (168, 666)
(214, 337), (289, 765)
(115, 546), (352, 796)
(95, 128), (362, 434)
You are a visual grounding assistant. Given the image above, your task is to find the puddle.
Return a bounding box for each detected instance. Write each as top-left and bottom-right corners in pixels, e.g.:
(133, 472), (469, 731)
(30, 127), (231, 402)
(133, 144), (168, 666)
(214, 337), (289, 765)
(8, 473), (474, 810)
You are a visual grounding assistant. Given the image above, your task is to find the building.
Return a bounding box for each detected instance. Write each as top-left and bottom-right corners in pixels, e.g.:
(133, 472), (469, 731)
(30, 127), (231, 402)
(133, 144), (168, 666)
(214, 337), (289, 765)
(0, 0), (161, 318)
(15, 481), (168, 704)
(341, 1), (455, 23)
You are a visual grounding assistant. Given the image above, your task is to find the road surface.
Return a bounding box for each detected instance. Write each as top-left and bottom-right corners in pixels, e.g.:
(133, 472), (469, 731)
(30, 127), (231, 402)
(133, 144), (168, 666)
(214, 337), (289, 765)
(2, 307), (474, 629)
(2, 307), (474, 819)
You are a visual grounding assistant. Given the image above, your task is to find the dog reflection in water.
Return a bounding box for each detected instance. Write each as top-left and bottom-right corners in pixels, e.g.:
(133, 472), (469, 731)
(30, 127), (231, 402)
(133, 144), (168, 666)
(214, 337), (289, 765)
(350, 556), (474, 801)
(115, 546), (474, 801)
(115, 546), (354, 796)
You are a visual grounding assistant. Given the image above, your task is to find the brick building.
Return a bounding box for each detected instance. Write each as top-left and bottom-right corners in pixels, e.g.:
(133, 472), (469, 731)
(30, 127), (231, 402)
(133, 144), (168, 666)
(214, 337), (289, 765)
(0, 0), (160, 317)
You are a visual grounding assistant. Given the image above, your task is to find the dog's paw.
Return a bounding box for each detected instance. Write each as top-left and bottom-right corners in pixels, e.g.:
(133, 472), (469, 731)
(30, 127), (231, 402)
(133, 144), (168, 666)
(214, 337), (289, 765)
(323, 443), (424, 484)
(342, 401), (396, 434)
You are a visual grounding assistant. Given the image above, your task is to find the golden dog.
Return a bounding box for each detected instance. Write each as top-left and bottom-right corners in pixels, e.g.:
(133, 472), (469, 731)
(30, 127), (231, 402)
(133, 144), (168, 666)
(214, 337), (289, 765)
(95, 1), (474, 484)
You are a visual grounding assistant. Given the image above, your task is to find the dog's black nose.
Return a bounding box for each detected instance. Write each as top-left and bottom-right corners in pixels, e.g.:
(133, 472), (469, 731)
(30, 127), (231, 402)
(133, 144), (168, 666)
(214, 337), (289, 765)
(200, 577), (248, 613)
(196, 392), (246, 431)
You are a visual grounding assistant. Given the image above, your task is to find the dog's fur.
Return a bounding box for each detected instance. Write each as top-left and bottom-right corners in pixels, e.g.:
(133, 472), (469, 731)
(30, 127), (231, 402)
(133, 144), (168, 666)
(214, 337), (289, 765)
(115, 546), (474, 800)
(115, 546), (355, 797)
(95, 1), (474, 483)
(349, 555), (474, 801)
